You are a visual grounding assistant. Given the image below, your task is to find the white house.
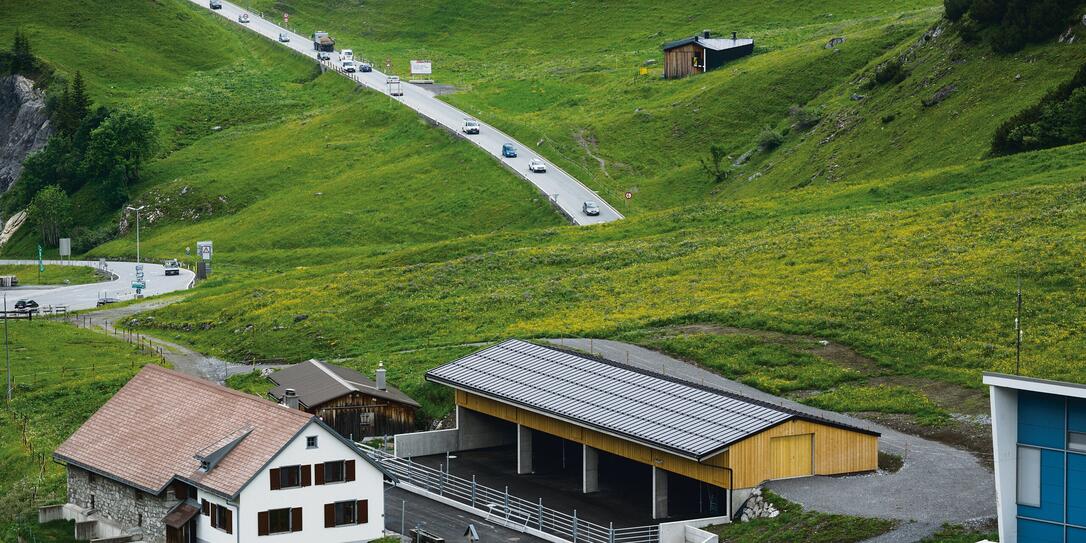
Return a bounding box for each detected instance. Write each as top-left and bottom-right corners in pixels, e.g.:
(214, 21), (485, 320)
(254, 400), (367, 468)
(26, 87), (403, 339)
(50, 365), (392, 543)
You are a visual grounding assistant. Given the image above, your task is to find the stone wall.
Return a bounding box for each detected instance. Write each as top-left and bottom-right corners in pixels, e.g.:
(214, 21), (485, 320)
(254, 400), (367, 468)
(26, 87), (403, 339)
(66, 465), (179, 543)
(0, 74), (52, 194)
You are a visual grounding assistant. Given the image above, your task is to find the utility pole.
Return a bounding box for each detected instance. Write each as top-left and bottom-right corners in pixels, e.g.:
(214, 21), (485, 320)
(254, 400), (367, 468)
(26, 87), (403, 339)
(125, 205), (146, 263)
(1015, 273), (1023, 375)
(4, 294), (9, 402)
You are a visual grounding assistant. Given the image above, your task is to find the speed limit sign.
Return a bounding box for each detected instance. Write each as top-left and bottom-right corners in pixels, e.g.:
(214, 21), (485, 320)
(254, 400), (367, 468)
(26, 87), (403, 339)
(625, 191), (633, 200)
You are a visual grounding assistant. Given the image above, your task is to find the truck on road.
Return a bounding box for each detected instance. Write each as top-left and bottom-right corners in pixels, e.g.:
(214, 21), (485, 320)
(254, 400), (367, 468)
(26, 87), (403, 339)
(312, 31), (335, 52)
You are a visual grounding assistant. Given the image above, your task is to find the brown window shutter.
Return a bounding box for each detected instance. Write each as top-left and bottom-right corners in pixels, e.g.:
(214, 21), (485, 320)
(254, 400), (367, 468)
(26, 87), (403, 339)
(258, 511), (269, 536)
(202, 499), (209, 516)
(345, 460), (356, 482)
(300, 465), (311, 487)
(315, 463), (325, 485)
(269, 468), (281, 491)
(173, 481), (188, 500)
(291, 507), (303, 532)
(324, 503), (335, 528)
(225, 508), (233, 535)
(357, 499), (368, 524)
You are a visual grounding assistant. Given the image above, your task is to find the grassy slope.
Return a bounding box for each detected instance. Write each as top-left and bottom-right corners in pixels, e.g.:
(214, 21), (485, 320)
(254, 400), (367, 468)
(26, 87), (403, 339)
(709, 491), (894, 543)
(235, 0), (943, 212)
(0, 264), (103, 285)
(0, 320), (160, 537)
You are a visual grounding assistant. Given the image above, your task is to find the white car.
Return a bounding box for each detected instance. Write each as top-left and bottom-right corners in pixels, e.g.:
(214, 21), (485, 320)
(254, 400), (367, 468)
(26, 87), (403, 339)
(317, 51), (332, 61)
(237, 13), (250, 23)
(528, 159), (547, 173)
(342, 60), (357, 73)
(278, 32), (290, 43)
(462, 119), (481, 134)
(341, 49), (354, 61)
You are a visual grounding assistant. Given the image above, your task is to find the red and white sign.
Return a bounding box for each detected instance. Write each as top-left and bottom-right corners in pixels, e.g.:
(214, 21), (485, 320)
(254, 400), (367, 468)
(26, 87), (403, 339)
(283, 12), (289, 23)
(410, 60), (432, 75)
(625, 191), (633, 200)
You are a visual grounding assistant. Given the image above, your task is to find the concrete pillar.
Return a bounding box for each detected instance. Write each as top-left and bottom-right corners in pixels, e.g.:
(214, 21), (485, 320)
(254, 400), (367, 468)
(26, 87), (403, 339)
(517, 424), (533, 475)
(582, 445), (599, 493)
(652, 466), (668, 519)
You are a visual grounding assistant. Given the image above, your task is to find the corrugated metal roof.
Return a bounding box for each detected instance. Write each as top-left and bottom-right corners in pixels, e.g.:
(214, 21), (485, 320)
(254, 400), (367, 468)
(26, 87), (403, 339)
(269, 360), (421, 409)
(663, 35), (754, 51)
(427, 340), (808, 459)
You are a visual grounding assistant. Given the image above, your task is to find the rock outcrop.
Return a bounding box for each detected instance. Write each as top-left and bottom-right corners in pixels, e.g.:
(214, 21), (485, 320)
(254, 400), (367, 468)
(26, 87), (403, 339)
(0, 74), (52, 193)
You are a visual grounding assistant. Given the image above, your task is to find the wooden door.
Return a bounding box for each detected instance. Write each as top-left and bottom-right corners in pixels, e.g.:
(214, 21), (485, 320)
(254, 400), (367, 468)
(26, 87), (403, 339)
(770, 434), (813, 479)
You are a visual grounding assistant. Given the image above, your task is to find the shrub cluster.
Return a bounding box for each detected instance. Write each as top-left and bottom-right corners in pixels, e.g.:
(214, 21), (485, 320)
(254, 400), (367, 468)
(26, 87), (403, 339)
(943, 0), (1079, 53)
(992, 63), (1086, 155)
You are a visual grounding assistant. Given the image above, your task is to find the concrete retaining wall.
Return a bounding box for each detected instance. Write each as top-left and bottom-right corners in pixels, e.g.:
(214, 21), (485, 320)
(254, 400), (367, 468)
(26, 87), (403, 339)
(658, 516), (729, 543)
(395, 428), (460, 458)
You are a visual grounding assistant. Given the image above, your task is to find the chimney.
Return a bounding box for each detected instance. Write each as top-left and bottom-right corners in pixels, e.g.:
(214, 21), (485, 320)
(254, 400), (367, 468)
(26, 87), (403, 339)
(732, 31), (737, 41)
(703, 30), (711, 39)
(284, 388), (299, 410)
(376, 363), (387, 391)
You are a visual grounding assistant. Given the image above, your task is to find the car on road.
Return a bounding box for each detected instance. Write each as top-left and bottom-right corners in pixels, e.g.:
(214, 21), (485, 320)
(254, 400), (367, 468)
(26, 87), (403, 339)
(528, 158), (547, 173)
(583, 201), (601, 216)
(237, 12), (250, 23)
(96, 297), (120, 308)
(462, 119), (481, 135)
(317, 51), (332, 61)
(358, 60), (373, 72)
(502, 143), (518, 158)
(341, 49), (353, 61)
(342, 60), (357, 73)
(278, 32), (290, 43)
(209, 0), (222, 9)
(164, 259), (181, 276)
(14, 299), (38, 313)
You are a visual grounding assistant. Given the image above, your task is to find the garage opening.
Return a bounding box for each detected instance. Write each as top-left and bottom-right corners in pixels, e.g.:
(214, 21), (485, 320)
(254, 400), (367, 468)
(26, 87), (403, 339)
(665, 470), (728, 518)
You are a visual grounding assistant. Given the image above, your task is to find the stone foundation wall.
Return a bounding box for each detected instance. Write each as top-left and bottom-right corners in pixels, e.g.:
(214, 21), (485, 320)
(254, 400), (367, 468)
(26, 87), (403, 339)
(66, 465), (178, 543)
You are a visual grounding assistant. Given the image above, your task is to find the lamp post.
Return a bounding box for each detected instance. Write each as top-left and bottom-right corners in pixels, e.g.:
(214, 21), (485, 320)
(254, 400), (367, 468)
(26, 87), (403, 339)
(125, 205), (146, 263)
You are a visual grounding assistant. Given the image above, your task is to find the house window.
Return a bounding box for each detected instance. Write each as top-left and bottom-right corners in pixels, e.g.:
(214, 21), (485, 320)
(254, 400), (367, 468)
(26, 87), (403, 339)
(279, 465), (301, 488)
(211, 504), (231, 532)
(324, 460), (345, 484)
(1070, 432), (1086, 453)
(269, 508), (291, 534)
(306, 436), (318, 449)
(1017, 445), (1041, 507)
(334, 501), (356, 526)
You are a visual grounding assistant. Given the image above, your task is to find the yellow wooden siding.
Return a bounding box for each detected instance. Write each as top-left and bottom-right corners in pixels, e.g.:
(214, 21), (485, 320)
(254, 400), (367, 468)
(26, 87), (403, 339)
(726, 419), (877, 488)
(769, 434), (813, 479)
(456, 391), (730, 488)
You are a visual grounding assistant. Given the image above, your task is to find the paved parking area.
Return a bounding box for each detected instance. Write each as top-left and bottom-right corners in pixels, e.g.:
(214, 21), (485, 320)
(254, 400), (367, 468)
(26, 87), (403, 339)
(386, 485), (548, 543)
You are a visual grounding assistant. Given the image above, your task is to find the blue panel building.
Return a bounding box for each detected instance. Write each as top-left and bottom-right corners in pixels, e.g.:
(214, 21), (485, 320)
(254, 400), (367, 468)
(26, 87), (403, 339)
(985, 373), (1086, 543)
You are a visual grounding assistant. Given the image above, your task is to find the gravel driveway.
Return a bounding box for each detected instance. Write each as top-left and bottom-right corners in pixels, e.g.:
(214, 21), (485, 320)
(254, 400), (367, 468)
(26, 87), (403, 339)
(547, 338), (996, 543)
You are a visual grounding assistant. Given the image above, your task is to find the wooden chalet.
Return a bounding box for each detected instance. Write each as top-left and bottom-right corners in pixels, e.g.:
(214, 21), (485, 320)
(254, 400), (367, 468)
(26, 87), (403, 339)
(663, 31), (754, 79)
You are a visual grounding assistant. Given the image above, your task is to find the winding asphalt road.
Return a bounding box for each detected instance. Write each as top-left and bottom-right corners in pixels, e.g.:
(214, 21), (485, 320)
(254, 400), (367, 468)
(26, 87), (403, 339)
(0, 259), (194, 311)
(186, 0), (622, 226)
(547, 338), (996, 543)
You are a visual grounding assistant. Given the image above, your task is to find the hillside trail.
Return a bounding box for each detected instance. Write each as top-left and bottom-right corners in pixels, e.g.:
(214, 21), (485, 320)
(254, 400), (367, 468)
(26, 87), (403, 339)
(547, 338), (996, 543)
(76, 298), (283, 383)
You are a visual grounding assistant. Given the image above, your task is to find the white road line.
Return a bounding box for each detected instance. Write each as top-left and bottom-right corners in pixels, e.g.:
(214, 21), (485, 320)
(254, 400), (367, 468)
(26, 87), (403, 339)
(189, 0), (623, 226)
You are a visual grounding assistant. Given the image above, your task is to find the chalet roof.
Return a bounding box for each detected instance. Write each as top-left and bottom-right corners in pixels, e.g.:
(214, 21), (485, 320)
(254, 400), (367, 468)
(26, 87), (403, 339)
(268, 360), (421, 409)
(428, 340), (877, 460)
(53, 365), (389, 499)
(663, 34), (754, 52)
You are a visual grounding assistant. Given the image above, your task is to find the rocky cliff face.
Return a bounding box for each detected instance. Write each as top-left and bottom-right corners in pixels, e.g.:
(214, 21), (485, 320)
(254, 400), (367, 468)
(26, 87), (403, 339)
(0, 74), (52, 193)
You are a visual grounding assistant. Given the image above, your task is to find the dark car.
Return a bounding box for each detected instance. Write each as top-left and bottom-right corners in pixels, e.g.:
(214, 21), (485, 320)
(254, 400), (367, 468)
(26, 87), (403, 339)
(502, 143), (518, 158)
(210, 0), (222, 8)
(96, 297), (120, 307)
(14, 299), (39, 313)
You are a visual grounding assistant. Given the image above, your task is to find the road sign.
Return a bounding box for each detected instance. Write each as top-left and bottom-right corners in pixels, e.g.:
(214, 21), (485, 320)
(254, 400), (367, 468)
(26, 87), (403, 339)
(132, 280), (146, 290)
(410, 60), (432, 75)
(283, 12), (289, 23)
(37, 245), (43, 272)
(385, 58), (391, 69)
(59, 238), (71, 257)
(197, 241), (213, 261)
(625, 191), (633, 200)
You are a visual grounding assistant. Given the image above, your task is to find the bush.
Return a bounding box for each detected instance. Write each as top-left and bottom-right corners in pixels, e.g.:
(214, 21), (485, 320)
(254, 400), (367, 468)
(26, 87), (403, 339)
(789, 105), (823, 130)
(992, 62), (1086, 155)
(944, 0), (971, 22)
(758, 127), (784, 151)
(873, 58), (909, 86)
(71, 223), (118, 254)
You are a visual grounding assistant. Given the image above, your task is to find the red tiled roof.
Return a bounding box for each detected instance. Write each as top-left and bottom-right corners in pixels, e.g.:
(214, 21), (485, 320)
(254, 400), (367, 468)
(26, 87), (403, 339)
(54, 365), (314, 498)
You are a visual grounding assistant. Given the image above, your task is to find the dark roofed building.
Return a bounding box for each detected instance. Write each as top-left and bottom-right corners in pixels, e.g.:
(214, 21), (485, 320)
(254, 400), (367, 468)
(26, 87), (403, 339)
(663, 30), (754, 79)
(268, 360), (420, 440)
(424, 340), (878, 519)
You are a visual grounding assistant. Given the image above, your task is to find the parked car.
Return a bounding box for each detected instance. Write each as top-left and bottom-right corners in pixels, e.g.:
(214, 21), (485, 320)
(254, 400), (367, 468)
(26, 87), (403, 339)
(528, 158), (547, 173)
(278, 32), (290, 43)
(583, 201), (601, 216)
(209, 0), (222, 9)
(14, 299), (39, 313)
(96, 297), (120, 308)
(502, 143), (518, 158)
(462, 119), (481, 135)
(342, 60), (357, 73)
(358, 60), (373, 72)
(341, 49), (354, 61)
(237, 12), (250, 23)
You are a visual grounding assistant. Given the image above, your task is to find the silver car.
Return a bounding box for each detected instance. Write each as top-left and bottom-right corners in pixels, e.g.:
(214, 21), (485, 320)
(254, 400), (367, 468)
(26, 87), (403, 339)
(237, 12), (250, 23)
(278, 32), (290, 43)
(583, 201), (601, 216)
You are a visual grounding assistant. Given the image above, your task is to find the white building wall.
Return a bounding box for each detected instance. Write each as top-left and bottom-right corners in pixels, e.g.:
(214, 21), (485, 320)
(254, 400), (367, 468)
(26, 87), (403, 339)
(235, 421), (385, 543)
(196, 491), (238, 543)
(989, 384), (1018, 543)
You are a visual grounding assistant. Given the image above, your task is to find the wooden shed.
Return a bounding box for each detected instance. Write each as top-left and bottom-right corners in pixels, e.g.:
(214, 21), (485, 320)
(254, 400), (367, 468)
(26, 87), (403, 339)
(663, 31), (754, 79)
(268, 360), (420, 440)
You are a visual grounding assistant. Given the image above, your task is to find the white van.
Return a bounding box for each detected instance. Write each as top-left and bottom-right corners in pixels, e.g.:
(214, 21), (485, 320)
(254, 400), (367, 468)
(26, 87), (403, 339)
(341, 49), (354, 61)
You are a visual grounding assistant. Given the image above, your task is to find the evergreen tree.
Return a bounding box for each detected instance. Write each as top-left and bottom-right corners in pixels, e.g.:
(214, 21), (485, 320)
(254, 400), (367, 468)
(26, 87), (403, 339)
(8, 29), (34, 74)
(69, 71), (90, 123)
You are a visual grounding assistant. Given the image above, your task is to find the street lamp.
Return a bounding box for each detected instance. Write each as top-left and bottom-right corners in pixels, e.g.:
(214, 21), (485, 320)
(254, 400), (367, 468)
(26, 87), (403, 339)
(125, 205), (146, 263)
